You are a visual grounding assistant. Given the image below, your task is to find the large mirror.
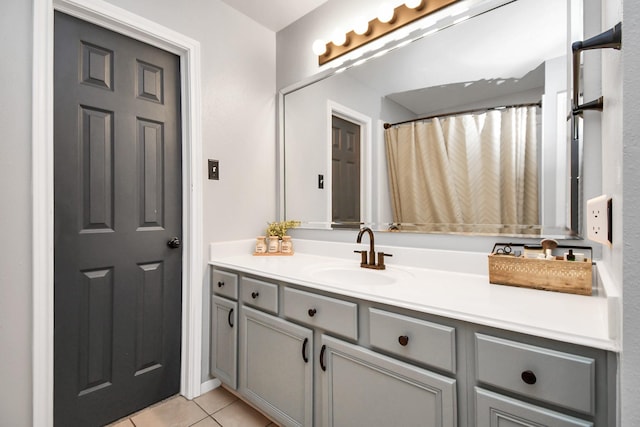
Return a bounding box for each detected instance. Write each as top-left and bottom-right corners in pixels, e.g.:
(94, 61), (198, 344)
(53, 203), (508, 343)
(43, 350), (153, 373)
(283, 0), (581, 238)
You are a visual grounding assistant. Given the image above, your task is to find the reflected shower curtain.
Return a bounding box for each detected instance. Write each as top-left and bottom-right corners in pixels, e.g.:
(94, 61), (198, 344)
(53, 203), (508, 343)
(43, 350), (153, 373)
(384, 107), (538, 233)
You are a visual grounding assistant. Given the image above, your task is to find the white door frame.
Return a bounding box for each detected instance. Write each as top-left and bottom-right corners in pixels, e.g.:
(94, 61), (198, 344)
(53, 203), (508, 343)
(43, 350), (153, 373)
(32, 0), (204, 425)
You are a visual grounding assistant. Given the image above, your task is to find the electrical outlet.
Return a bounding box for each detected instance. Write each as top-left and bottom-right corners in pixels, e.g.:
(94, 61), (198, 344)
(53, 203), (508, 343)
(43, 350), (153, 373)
(586, 195), (612, 246)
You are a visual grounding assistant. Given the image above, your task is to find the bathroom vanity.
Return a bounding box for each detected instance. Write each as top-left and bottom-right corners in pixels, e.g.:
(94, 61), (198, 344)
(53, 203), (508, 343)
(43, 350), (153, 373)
(209, 240), (618, 427)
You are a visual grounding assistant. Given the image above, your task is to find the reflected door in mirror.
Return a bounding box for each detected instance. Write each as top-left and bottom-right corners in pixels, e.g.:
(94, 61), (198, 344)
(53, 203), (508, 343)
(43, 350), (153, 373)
(332, 116), (361, 228)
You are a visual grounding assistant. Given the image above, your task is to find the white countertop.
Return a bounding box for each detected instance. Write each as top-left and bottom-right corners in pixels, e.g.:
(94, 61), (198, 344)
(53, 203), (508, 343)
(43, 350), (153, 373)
(209, 239), (620, 352)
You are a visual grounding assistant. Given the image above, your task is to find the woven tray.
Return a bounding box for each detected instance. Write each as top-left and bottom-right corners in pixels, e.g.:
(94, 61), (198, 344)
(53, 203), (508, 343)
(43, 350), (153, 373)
(488, 254), (593, 296)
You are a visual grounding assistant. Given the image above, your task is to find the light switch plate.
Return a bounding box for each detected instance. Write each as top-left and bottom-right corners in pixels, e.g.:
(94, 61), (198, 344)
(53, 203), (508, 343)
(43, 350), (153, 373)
(208, 159), (219, 180)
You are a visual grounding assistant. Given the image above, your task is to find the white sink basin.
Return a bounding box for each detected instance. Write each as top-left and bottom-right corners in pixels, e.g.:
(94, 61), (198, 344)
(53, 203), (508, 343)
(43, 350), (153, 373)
(305, 263), (412, 287)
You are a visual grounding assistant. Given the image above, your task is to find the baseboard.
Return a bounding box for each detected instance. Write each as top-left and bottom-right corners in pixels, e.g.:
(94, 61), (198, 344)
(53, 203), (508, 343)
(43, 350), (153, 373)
(200, 378), (222, 395)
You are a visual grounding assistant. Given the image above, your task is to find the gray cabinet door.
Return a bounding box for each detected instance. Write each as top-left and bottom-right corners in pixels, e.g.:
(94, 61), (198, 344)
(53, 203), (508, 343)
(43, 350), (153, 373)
(239, 306), (313, 427)
(320, 335), (457, 427)
(475, 388), (592, 427)
(211, 296), (238, 389)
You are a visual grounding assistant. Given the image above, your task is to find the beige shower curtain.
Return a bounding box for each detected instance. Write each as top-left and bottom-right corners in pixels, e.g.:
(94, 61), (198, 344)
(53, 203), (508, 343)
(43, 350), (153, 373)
(384, 106), (539, 233)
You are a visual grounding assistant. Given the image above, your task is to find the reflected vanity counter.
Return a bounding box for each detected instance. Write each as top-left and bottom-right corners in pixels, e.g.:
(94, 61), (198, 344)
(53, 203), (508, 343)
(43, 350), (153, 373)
(209, 239), (619, 351)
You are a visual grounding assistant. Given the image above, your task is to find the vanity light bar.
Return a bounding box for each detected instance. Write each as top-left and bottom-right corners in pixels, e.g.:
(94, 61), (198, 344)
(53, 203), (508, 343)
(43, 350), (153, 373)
(316, 0), (461, 66)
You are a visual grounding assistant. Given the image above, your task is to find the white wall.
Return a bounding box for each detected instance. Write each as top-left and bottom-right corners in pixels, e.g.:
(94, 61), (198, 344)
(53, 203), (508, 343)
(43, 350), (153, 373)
(101, 0), (276, 384)
(0, 1), (35, 425)
(0, 0), (275, 423)
(618, 0), (640, 424)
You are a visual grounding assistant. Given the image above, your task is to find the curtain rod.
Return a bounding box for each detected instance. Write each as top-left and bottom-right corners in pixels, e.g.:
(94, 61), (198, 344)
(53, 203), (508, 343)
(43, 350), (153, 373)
(383, 100), (542, 129)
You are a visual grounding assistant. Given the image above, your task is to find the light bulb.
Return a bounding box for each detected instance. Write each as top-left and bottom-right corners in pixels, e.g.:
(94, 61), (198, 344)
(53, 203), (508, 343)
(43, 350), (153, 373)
(331, 29), (347, 46)
(353, 16), (370, 35)
(404, 0), (423, 9)
(312, 39), (327, 56)
(377, 3), (395, 23)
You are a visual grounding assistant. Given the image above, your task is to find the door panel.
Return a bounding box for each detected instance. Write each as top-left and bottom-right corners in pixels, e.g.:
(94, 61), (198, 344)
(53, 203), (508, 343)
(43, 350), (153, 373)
(54, 12), (182, 426)
(331, 115), (361, 227)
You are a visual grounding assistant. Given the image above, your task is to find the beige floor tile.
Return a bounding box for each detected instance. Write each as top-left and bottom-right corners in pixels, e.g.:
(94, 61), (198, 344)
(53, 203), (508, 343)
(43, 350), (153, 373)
(212, 400), (271, 427)
(106, 418), (135, 427)
(191, 416), (222, 427)
(131, 395), (208, 427)
(194, 387), (238, 414)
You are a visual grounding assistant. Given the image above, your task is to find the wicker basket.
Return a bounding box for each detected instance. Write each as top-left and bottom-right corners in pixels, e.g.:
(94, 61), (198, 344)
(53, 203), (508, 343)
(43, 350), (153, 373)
(488, 254), (593, 296)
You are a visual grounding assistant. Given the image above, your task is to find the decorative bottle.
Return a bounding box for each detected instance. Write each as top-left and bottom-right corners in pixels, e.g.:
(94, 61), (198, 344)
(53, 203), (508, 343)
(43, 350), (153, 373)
(268, 235), (280, 253)
(281, 236), (293, 254)
(255, 236), (267, 254)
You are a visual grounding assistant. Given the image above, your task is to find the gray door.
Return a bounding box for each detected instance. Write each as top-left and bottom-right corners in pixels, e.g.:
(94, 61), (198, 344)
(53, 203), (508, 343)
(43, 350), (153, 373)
(54, 12), (182, 426)
(331, 115), (360, 227)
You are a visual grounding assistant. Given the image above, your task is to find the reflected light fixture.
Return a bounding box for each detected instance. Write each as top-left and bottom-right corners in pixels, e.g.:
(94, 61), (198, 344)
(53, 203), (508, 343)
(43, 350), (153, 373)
(315, 0), (460, 66)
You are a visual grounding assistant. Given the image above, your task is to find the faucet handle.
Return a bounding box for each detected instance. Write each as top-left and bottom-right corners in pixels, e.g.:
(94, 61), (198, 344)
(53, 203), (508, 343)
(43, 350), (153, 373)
(354, 250), (368, 266)
(377, 252), (393, 269)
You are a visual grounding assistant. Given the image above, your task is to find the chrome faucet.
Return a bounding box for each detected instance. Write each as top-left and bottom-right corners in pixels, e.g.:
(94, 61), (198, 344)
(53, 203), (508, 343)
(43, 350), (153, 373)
(355, 227), (392, 270)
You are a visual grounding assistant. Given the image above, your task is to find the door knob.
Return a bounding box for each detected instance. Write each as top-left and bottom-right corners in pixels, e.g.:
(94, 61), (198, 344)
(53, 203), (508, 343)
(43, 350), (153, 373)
(167, 237), (181, 249)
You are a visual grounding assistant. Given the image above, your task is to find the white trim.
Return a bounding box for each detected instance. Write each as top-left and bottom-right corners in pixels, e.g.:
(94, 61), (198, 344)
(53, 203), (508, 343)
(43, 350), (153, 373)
(32, 0), (204, 425)
(200, 378), (222, 395)
(326, 101), (373, 225)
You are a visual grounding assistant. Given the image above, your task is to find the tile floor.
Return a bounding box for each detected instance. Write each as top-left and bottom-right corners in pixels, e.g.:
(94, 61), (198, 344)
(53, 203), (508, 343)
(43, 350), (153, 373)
(107, 387), (279, 427)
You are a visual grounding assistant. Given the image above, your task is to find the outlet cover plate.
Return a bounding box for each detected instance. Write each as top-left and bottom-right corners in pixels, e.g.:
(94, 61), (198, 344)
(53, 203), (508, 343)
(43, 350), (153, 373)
(586, 194), (612, 246)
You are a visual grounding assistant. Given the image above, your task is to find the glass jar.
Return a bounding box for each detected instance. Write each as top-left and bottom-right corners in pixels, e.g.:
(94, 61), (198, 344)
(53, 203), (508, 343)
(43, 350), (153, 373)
(281, 236), (293, 254)
(268, 235), (280, 253)
(255, 236), (267, 254)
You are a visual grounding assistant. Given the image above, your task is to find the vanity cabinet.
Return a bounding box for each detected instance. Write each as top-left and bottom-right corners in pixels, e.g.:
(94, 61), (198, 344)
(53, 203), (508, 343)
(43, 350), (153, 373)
(209, 266), (615, 427)
(320, 334), (457, 427)
(239, 306), (313, 427)
(210, 268), (239, 390)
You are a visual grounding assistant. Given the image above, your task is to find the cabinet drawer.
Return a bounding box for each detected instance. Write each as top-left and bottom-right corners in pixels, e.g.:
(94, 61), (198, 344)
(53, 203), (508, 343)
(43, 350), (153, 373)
(475, 334), (595, 415)
(211, 269), (238, 300)
(240, 277), (278, 314)
(475, 388), (592, 427)
(283, 287), (357, 340)
(369, 308), (456, 373)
